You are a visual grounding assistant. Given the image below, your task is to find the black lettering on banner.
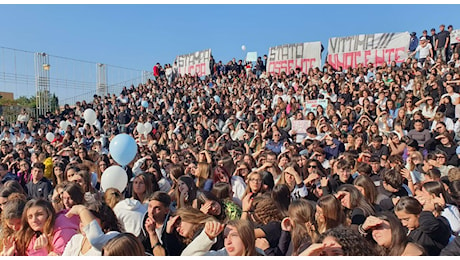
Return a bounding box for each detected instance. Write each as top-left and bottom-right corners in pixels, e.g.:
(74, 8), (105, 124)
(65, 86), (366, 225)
(282, 45), (289, 60)
(177, 49), (211, 76)
(330, 33), (399, 53)
(376, 34), (385, 49)
(383, 33), (395, 48)
(329, 38), (338, 53)
(376, 33), (394, 49)
(296, 44), (304, 59)
(355, 35), (367, 52)
(287, 44), (296, 60)
(340, 37), (347, 53)
(268, 47), (276, 61)
(350, 36), (356, 52)
(366, 34), (375, 50)
(287, 45), (292, 61)
(177, 56), (184, 67)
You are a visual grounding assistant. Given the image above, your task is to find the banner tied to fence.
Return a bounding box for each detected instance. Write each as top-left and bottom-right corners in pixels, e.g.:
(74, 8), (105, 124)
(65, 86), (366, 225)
(175, 49), (211, 77)
(450, 29), (460, 44)
(327, 32), (410, 69)
(266, 41), (322, 74)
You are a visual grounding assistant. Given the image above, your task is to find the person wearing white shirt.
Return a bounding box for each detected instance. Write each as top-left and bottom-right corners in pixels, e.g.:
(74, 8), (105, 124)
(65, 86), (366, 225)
(409, 37), (433, 64)
(63, 204), (120, 256)
(113, 197), (147, 237)
(431, 112), (454, 132)
(415, 96), (438, 120)
(271, 88), (287, 110)
(354, 72), (369, 84)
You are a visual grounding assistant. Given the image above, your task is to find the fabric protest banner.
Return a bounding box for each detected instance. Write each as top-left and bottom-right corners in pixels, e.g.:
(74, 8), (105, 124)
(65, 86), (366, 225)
(304, 99), (328, 115)
(327, 32), (410, 69)
(175, 49), (211, 77)
(267, 42), (321, 74)
(291, 120), (311, 143)
(451, 29), (460, 44)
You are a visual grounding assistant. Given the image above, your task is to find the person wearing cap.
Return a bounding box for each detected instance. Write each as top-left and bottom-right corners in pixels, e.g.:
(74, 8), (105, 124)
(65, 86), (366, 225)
(409, 36), (433, 65)
(421, 29), (432, 44)
(409, 32), (419, 52)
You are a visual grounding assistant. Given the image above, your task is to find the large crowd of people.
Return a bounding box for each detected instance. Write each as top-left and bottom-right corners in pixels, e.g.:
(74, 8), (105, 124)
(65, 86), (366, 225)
(0, 23), (460, 256)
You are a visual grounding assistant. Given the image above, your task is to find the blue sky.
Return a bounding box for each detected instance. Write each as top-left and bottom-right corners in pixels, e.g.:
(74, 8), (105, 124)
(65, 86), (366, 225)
(0, 4), (458, 101)
(0, 4), (458, 70)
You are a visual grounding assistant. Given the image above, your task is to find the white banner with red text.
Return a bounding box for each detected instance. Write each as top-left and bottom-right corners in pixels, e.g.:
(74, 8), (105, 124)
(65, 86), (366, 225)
(266, 42), (322, 75)
(175, 49), (211, 77)
(327, 32), (410, 69)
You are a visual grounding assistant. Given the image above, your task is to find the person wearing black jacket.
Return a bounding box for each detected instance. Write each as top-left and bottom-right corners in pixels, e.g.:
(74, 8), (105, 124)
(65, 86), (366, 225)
(161, 207), (224, 256)
(377, 168), (409, 211)
(139, 191), (171, 256)
(26, 162), (52, 200)
(321, 159), (354, 195)
(441, 235), (460, 255)
(395, 196), (451, 256)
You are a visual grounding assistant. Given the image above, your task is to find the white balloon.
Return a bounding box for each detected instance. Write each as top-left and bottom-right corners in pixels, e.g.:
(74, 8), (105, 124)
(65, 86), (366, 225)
(241, 45), (246, 51)
(101, 165), (128, 192)
(144, 122), (153, 134)
(83, 109), (97, 125)
(59, 120), (68, 130)
(46, 132), (55, 142)
(136, 123), (145, 134)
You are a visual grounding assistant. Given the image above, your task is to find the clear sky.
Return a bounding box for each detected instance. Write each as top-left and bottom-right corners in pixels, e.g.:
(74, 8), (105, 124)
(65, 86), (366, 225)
(0, 4), (458, 71)
(0, 4), (458, 101)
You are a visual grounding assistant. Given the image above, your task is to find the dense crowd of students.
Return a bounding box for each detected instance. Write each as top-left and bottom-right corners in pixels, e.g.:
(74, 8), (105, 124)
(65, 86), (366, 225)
(0, 23), (460, 256)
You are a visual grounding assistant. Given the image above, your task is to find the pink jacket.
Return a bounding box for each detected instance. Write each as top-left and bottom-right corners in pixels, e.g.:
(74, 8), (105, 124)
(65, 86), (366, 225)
(26, 210), (79, 256)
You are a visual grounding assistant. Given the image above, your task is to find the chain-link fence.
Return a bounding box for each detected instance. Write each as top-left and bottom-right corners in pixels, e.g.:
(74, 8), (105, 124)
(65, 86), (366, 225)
(0, 46), (154, 112)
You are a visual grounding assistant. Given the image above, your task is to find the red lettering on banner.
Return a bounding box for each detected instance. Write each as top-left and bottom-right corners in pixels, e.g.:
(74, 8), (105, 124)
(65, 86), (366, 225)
(364, 50), (371, 65)
(375, 50), (385, 67)
(328, 54), (343, 70)
(327, 54), (334, 69)
(353, 51), (361, 68)
(268, 63), (275, 74)
(394, 47), (405, 63)
(343, 53), (352, 68)
(269, 59), (317, 74)
(287, 60), (294, 72)
(186, 63), (206, 77)
(196, 64), (202, 76)
(273, 61), (280, 74)
(385, 49), (395, 63)
(200, 64), (205, 76)
(301, 58), (315, 72)
(329, 47), (407, 70)
(280, 60), (288, 73)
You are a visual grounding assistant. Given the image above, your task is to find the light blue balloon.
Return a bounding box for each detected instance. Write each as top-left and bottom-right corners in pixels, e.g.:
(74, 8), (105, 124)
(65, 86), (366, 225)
(141, 100), (149, 108)
(213, 95), (221, 103)
(109, 134), (138, 166)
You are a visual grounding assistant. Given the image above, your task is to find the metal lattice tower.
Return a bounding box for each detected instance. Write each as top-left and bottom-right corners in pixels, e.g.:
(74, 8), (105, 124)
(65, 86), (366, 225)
(34, 52), (50, 116)
(97, 63), (107, 97)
